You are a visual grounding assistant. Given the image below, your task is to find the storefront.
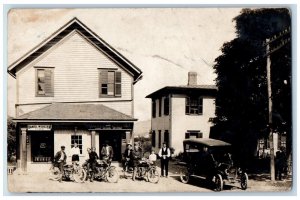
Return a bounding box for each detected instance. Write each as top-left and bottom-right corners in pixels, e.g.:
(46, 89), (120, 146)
(15, 103), (136, 173)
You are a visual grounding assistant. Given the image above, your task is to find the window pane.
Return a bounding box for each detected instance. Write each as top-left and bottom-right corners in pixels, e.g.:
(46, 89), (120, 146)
(108, 71), (115, 83)
(107, 83), (114, 95)
(37, 69), (45, 83)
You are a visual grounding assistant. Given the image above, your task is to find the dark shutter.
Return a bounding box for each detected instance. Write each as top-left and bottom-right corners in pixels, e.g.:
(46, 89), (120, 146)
(198, 132), (203, 138)
(99, 70), (108, 96)
(185, 97), (190, 114)
(164, 130), (169, 147)
(159, 98), (162, 117)
(198, 97), (203, 115)
(164, 96), (169, 115)
(152, 100), (156, 118)
(152, 131), (156, 147)
(115, 71), (122, 96)
(185, 132), (190, 139)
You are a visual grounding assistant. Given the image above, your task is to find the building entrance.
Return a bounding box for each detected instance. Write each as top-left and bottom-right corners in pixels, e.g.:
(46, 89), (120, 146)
(99, 131), (123, 161)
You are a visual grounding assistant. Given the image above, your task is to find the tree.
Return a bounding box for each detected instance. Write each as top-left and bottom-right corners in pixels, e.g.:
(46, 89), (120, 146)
(7, 116), (17, 162)
(212, 8), (291, 170)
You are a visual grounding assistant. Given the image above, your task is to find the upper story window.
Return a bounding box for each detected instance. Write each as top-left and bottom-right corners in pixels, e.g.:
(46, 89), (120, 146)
(152, 99), (156, 118)
(99, 69), (121, 97)
(164, 96), (170, 116)
(36, 67), (54, 97)
(185, 97), (203, 115)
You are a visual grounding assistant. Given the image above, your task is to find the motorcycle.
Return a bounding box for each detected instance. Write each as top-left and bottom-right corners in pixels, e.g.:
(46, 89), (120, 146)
(82, 159), (119, 183)
(49, 161), (87, 183)
(133, 159), (160, 183)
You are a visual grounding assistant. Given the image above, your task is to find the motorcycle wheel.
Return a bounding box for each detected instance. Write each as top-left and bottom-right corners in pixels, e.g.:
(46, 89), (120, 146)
(240, 172), (248, 190)
(106, 167), (119, 183)
(73, 168), (87, 183)
(180, 167), (190, 184)
(49, 167), (62, 181)
(147, 168), (160, 183)
(214, 174), (223, 192)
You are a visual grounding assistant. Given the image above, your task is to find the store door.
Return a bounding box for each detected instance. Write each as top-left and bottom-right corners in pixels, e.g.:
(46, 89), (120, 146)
(99, 131), (122, 161)
(31, 131), (54, 162)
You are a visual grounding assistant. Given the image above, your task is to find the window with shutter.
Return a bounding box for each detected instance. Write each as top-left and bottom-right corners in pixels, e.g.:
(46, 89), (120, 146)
(186, 130), (202, 139)
(151, 131), (156, 147)
(152, 100), (156, 118)
(185, 96), (203, 115)
(36, 68), (54, 97)
(158, 98), (162, 117)
(99, 70), (122, 97)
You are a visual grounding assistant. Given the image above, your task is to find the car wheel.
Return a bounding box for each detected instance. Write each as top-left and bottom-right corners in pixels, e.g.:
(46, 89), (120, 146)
(214, 174), (223, 191)
(180, 167), (190, 184)
(240, 172), (248, 190)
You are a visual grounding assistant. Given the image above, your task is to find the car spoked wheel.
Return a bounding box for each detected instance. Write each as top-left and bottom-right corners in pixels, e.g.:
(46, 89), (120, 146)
(106, 167), (119, 183)
(147, 168), (160, 183)
(180, 167), (190, 184)
(214, 174), (223, 191)
(240, 172), (248, 190)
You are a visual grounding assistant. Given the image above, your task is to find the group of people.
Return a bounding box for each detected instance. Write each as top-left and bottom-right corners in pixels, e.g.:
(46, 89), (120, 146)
(53, 140), (172, 182)
(53, 141), (114, 182)
(122, 141), (171, 180)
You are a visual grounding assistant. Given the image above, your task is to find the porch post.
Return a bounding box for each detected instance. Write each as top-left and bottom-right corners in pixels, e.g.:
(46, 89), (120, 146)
(91, 130), (96, 148)
(20, 128), (27, 174)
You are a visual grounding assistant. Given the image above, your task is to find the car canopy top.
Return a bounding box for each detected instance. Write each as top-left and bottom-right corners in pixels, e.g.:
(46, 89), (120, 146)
(183, 138), (231, 147)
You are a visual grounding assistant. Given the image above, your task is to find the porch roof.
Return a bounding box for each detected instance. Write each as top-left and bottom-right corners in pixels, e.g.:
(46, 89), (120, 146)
(15, 103), (137, 121)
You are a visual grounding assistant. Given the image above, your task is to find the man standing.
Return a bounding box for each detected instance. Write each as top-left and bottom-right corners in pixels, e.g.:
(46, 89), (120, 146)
(54, 146), (67, 182)
(88, 147), (99, 182)
(131, 142), (142, 181)
(158, 142), (171, 177)
(122, 143), (133, 174)
(101, 140), (114, 164)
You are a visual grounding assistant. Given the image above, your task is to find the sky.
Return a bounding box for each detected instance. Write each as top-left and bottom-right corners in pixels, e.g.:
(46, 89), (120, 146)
(7, 8), (242, 121)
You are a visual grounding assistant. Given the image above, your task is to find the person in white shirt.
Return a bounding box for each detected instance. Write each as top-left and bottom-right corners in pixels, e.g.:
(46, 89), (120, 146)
(71, 142), (80, 164)
(158, 142), (171, 177)
(149, 150), (157, 165)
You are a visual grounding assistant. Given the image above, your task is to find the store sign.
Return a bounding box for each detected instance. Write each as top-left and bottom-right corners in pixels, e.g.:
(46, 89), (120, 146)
(27, 125), (52, 131)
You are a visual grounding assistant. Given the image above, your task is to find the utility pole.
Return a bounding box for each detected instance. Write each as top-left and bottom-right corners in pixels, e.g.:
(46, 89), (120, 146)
(266, 38), (275, 181)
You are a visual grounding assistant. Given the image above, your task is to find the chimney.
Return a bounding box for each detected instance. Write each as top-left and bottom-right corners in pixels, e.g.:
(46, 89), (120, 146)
(188, 71), (197, 86)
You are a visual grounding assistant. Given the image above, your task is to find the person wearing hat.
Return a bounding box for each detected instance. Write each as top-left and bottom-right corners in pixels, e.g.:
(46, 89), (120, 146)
(158, 142), (171, 177)
(131, 142), (142, 181)
(101, 140), (114, 165)
(122, 143), (133, 177)
(54, 146), (67, 182)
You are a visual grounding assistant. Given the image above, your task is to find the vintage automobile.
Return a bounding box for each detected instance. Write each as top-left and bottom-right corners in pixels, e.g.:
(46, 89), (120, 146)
(179, 138), (248, 191)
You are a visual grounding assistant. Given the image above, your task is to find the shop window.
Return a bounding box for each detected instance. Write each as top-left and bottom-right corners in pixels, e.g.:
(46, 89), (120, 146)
(71, 135), (83, 154)
(31, 132), (53, 162)
(99, 70), (122, 97)
(186, 97), (203, 115)
(36, 68), (54, 96)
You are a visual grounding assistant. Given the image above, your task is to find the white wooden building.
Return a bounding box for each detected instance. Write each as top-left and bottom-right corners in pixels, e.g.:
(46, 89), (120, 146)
(146, 72), (217, 155)
(8, 18), (142, 173)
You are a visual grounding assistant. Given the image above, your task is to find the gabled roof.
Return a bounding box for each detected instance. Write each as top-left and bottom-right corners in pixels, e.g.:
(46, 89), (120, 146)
(15, 103), (136, 122)
(145, 85), (217, 99)
(8, 18), (142, 82)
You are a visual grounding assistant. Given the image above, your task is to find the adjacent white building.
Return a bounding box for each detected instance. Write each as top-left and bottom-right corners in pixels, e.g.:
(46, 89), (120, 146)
(146, 72), (217, 155)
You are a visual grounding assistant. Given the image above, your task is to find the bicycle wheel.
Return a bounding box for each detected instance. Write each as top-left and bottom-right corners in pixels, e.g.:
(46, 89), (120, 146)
(147, 168), (160, 183)
(49, 166), (62, 181)
(106, 167), (119, 183)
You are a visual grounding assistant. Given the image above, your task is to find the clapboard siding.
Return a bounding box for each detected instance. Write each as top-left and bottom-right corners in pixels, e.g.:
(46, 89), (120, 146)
(17, 31), (133, 108)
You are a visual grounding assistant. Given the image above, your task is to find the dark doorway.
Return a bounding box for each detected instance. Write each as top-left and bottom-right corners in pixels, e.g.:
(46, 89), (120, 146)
(31, 131), (54, 162)
(99, 131), (122, 161)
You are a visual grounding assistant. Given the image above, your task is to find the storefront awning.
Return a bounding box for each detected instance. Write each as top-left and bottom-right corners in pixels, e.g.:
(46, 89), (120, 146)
(14, 103), (137, 122)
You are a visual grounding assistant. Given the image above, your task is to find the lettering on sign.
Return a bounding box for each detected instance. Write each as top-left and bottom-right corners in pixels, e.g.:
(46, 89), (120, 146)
(27, 125), (52, 131)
